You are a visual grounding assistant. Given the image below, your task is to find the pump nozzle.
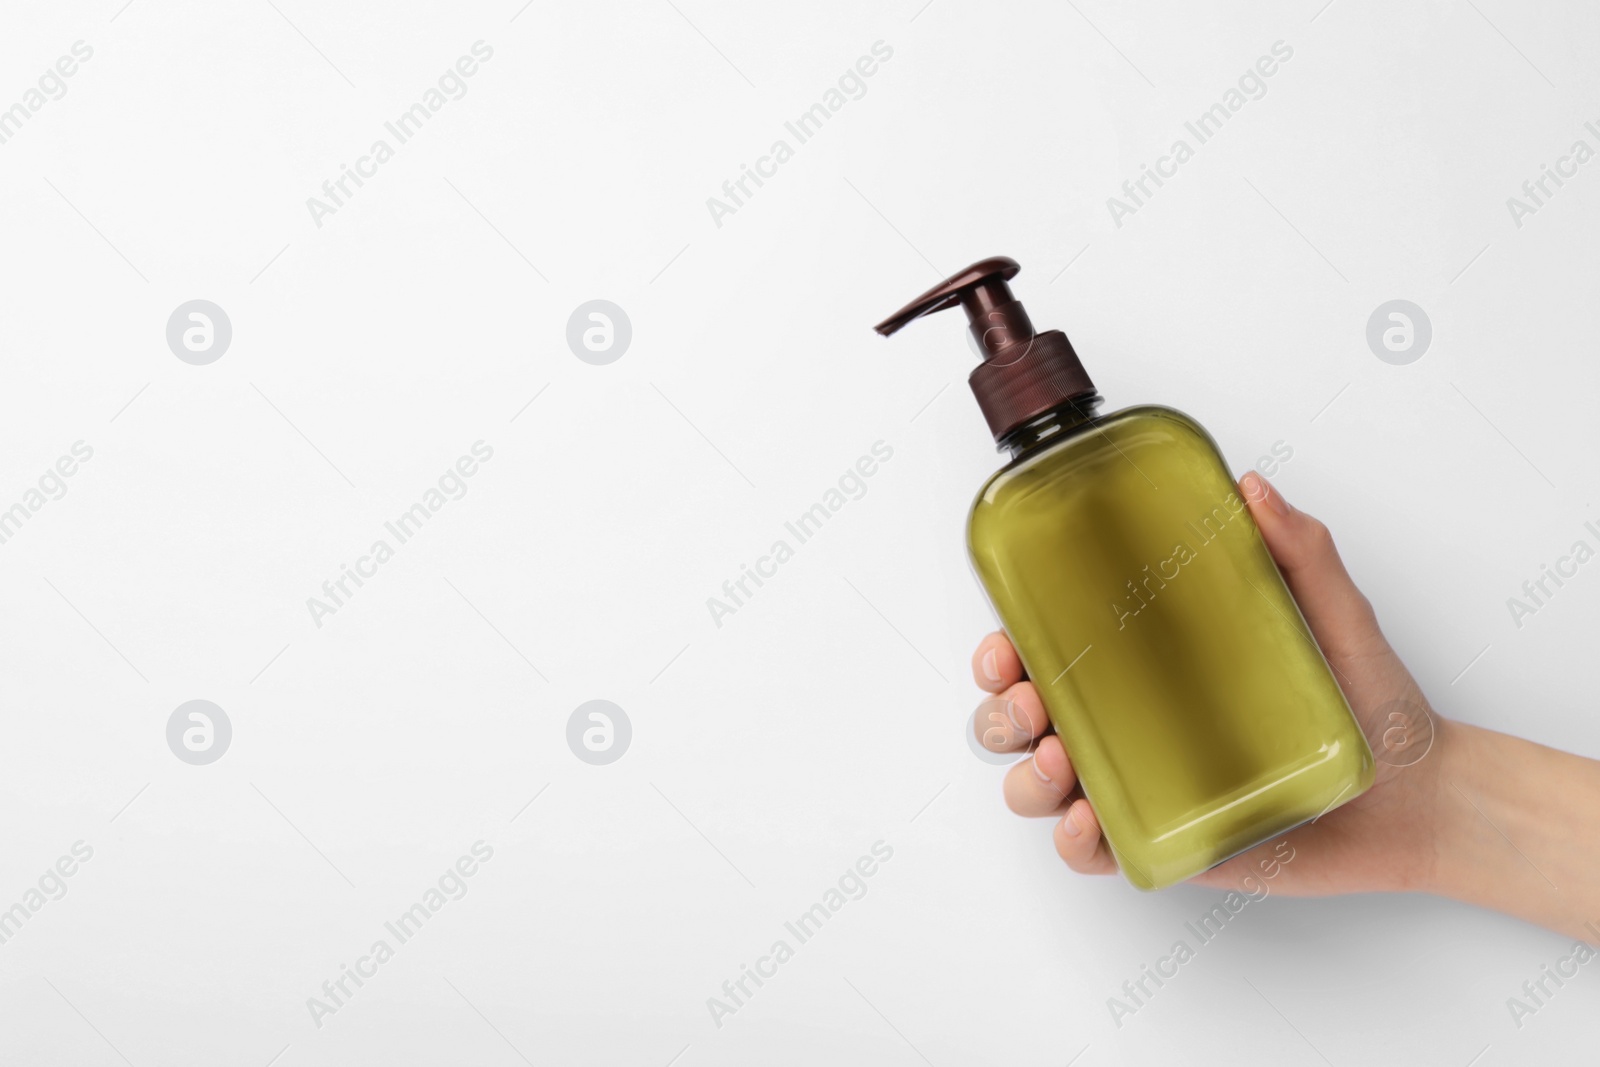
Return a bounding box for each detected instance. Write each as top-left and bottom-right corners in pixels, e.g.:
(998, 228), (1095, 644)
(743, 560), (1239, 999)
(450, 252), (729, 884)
(875, 256), (1097, 443)
(873, 256), (1039, 358)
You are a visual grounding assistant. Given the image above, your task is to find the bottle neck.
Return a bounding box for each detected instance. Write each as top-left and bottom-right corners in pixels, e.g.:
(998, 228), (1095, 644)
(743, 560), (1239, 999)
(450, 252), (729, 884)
(998, 394), (1104, 459)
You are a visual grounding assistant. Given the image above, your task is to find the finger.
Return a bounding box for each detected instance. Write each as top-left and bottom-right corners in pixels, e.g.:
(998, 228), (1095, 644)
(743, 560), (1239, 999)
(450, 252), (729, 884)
(1052, 798), (1118, 875)
(971, 631), (1024, 693)
(1189, 834), (1304, 895)
(971, 682), (1050, 754)
(1238, 472), (1391, 664)
(1002, 736), (1077, 816)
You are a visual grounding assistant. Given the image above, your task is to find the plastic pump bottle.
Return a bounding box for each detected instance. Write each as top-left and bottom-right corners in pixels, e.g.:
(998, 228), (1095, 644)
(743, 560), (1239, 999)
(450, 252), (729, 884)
(876, 256), (1374, 890)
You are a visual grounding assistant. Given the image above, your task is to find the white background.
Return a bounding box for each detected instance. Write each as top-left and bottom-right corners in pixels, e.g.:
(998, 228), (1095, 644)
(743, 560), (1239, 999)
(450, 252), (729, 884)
(2, 0), (1597, 1063)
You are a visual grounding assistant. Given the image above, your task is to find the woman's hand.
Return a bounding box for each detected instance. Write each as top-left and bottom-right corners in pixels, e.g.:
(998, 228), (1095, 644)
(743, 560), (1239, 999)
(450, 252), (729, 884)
(972, 472), (1600, 939)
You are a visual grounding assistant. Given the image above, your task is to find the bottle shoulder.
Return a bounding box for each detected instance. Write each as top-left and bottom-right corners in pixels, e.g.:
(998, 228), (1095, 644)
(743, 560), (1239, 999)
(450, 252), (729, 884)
(971, 403), (1219, 511)
(1096, 402), (1211, 438)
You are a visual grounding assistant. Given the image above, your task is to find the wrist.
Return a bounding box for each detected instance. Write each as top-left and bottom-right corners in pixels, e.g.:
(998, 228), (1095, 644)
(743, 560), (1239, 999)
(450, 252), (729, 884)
(1420, 718), (1597, 939)
(1417, 716), (1483, 900)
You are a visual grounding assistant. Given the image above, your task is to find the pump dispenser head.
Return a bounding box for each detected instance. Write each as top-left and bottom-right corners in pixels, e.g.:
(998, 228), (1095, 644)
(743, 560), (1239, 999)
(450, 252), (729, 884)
(875, 256), (1097, 443)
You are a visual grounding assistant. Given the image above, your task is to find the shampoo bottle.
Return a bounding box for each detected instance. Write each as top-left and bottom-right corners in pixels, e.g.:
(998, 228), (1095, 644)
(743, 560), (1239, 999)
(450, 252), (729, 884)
(876, 257), (1374, 890)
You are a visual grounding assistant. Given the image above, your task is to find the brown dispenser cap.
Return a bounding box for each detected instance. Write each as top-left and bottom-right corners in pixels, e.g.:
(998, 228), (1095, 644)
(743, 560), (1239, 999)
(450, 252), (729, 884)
(874, 256), (1097, 442)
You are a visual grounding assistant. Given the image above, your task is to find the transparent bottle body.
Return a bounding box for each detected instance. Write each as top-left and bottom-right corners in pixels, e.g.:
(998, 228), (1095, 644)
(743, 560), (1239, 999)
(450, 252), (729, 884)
(968, 404), (1374, 889)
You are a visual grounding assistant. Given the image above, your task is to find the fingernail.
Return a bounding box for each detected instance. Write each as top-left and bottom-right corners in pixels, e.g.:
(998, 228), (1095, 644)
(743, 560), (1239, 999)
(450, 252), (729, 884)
(1241, 472), (1264, 503)
(1031, 757), (1053, 785)
(1062, 810), (1082, 838)
(980, 647), (1001, 685)
(1244, 472), (1289, 516)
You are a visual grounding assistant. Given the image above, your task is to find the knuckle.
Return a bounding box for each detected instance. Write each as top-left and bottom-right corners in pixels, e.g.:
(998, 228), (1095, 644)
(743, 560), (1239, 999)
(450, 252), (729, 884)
(1301, 516), (1336, 553)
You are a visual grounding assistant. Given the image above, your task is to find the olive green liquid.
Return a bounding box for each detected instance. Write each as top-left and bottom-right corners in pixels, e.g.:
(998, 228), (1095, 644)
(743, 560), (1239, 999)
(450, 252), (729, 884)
(969, 401), (1373, 889)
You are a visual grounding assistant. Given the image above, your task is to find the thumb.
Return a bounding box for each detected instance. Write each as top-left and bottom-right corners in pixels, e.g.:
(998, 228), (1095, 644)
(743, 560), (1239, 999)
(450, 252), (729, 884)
(1238, 473), (1438, 789)
(1238, 472), (1390, 667)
